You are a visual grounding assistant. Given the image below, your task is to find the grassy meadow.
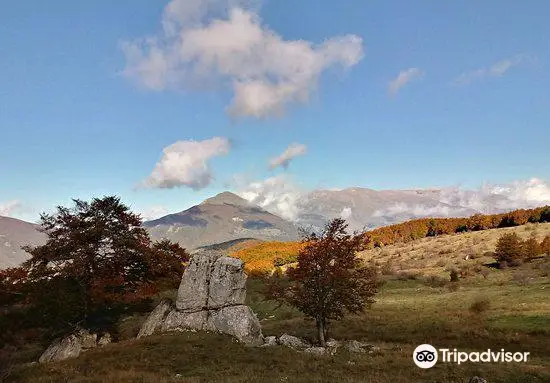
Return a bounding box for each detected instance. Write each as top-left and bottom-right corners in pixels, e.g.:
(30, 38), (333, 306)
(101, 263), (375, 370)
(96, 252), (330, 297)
(4, 224), (550, 382)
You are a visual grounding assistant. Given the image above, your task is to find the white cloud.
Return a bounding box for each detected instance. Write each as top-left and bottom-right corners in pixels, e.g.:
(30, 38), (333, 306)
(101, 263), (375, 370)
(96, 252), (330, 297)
(0, 200), (22, 217)
(453, 54), (533, 85)
(122, 0), (364, 118)
(388, 68), (423, 95)
(340, 207), (352, 219)
(373, 178), (550, 219)
(142, 137), (231, 190)
(269, 143), (307, 170)
(140, 206), (169, 221)
(237, 174), (304, 220)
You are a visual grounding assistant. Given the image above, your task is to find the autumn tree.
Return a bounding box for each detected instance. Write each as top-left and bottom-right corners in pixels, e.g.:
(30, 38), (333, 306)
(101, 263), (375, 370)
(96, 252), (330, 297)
(22, 196), (186, 332)
(267, 218), (378, 347)
(494, 232), (524, 267)
(522, 235), (542, 260)
(541, 235), (550, 255)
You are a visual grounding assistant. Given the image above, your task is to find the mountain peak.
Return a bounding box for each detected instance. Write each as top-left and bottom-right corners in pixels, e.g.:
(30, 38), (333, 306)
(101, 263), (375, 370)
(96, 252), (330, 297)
(201, 191), (251, 207)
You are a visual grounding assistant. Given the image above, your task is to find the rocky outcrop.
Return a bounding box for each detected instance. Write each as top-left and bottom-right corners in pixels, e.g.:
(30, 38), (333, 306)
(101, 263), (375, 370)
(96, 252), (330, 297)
(138, 250), (263, 346)
(39, 329), (111, 363)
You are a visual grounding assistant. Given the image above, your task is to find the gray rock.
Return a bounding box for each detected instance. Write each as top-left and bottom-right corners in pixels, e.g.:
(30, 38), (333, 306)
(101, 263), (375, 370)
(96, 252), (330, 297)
(206, 305), (263, 346)
(261, 336), (278, 347)
(97, 333), (112, 346)
(326, 339), (341, 348)
(176, 251), (219, 311)
(303, 347), (327, 356)
(345, 340), (367, 353)
(39, 329), (99, 363)
(162, 309), (208, 332)
(469, 378), (487, 383)
(208, 256), (247, 308)
(278, 334), (310, 349)
(137, 298), (173, 338)
(138, 250), (263, 345)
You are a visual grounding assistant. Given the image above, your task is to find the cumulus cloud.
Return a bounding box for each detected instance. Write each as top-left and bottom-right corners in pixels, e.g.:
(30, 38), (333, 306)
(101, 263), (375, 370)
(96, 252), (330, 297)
(140, 206), (169, 221)
(237, 174), (304, 220)
(453, 54), (533, 85)
(269, 143), (307, 170)
(388, 68), (423, 95)
(142, 137), (231, 190)
(122, 0), (364, 118)
(0, 200), (22, 217)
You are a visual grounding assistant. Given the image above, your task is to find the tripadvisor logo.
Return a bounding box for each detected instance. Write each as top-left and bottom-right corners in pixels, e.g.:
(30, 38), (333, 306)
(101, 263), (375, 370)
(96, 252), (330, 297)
(413, 344), (530, 368)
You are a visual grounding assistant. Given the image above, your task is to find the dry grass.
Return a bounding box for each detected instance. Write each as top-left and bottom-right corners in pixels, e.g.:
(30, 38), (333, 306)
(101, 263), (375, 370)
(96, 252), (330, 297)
(359, 222), (550, 279)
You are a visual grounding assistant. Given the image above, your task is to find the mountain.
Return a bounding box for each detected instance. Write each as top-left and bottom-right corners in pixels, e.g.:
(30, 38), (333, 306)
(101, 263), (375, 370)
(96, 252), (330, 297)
(293, 188), (479, 231)
(144, 192), (300, 249)
(0, 216), (46, 269)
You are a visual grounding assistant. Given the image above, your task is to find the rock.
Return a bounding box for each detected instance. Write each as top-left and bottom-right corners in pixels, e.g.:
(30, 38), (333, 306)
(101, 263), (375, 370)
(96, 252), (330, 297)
(137, 298), (173, 338)
(326, 339), (341, 348)
(206, 305), (263, 346)
(138, 250), (263, 345)
(176, 251), (219, 311)
(97, 333), (112, 346)
(39, 329), (99, 363)
(303, 347), (327, 356)
(162, 309), (208, 332)
(345, 340), (367, 353)
(208, 256), (247, 309)
(278, 334), (310, 350)
(469, 377), (487, 383)
(261, 336), (278, 347)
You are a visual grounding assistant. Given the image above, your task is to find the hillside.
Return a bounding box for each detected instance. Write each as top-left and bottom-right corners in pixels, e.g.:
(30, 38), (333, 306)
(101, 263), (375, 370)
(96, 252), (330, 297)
(144, 192), (300, 250)
(0, 216), (46, 269)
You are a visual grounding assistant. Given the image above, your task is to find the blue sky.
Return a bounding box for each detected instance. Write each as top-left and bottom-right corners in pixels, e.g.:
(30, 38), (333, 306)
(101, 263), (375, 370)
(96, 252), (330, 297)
(1, 0), (549, 222)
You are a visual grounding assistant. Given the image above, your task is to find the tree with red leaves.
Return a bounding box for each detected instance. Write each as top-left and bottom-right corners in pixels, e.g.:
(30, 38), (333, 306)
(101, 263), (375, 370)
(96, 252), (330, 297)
(268, 218), (378, 346)
(21, 196), (187, 332)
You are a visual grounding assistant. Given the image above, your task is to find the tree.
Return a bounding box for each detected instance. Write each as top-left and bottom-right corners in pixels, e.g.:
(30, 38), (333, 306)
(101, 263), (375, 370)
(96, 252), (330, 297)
(146, 239), (189, 290)
(540, 235), (550, 255)
(22, 196), (184, 332)
(522, 235), (541, 260)
(267, 218), (378, 347)
(494, 232), (524, 267)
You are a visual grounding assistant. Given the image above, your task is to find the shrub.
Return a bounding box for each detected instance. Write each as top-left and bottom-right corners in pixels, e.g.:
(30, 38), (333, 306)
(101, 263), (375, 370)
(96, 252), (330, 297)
(469, 297), (490, 315)
(424, 275), (448, 288)
(449, 269), (459, 282)
(494, 233), (524, 267)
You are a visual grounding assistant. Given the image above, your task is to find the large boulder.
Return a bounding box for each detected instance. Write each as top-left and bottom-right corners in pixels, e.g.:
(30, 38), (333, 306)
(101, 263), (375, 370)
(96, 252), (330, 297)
(39, 329), (108, 363)
(137, 298), (173, 338)
(139, 250), (263, 345)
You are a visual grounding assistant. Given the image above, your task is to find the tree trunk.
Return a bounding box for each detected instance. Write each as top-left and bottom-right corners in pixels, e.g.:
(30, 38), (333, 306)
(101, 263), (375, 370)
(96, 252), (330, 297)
(316, 317), (326, 347)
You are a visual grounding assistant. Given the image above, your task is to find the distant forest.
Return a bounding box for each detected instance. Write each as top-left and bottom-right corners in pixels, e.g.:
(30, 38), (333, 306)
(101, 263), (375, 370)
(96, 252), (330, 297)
(362, 206), (550, 248)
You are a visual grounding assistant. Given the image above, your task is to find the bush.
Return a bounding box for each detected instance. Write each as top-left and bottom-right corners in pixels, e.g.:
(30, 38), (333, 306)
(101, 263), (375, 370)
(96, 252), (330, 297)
(424, 275), (448, 288)
(469, 297), (490, 315)
(494, 233), (524, 267)
(449, 269), (459, 282)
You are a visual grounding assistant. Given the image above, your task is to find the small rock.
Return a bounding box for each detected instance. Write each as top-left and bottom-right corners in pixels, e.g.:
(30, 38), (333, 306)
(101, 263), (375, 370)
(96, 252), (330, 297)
(469, 377), (487, 383)
(39, 329), (98, 363)
(326, 339), (341, 348)
(345, 340), (366, 353)
(97, 333), (112, 346)
(303, 347), (326, 356)
(278, 334), (310, 349)
(261, 336), (278, 347)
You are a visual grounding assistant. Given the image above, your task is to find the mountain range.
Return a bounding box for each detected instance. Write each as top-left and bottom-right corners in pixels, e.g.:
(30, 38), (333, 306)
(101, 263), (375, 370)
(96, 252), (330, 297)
(0, 187), (541, 269)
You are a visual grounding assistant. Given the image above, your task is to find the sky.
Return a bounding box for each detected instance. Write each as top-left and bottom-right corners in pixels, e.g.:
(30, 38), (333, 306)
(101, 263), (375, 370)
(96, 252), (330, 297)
(1, 0), (549, 222)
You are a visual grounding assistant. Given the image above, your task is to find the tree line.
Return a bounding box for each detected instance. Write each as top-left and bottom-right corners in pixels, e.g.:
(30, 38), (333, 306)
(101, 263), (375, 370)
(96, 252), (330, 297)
(362, 206), (550, 248)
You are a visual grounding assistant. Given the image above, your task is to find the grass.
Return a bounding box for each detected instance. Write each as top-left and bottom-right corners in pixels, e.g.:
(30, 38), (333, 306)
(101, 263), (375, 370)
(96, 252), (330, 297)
(4, 224), (550, 382)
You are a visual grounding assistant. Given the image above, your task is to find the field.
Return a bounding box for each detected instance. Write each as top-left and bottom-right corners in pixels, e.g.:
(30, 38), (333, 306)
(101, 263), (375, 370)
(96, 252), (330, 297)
(4, 224), (550, 382)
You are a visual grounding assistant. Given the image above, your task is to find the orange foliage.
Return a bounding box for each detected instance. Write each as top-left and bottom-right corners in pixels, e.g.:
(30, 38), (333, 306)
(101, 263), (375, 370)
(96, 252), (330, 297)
(230, 241), (306, 273)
